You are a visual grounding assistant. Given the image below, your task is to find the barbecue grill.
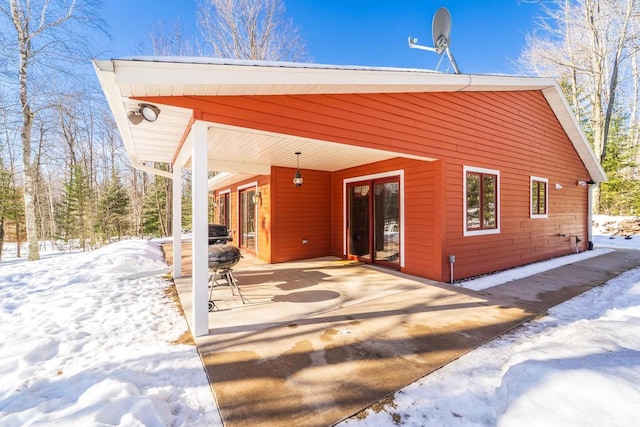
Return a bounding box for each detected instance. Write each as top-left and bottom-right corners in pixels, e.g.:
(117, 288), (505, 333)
(208, 223), (233, 245)
(207, 243), (246, 311)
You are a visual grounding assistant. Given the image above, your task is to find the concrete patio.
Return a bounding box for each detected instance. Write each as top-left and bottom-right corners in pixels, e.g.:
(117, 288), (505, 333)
(165, 245), (640, 426)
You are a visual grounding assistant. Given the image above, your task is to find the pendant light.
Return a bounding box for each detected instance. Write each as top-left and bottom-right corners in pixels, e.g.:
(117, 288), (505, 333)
(293, 152), (303, 187)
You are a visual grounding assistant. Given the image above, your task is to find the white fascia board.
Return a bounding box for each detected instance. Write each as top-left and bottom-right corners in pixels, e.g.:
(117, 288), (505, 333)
(208, 160), (271, 175)
(109, 58), (559, 97)
(95, 59), (193, 172)
(111, 60), (465, 94)
(92, 60), (139, 165)
(541, 84), (607, 183)
(207, 172), (257, 192)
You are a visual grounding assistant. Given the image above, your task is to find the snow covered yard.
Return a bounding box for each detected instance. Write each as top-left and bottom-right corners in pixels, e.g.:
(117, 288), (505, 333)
(340, 218), (640, 427)
(0, 240), (221, 426)
(1, 215), (640, 426)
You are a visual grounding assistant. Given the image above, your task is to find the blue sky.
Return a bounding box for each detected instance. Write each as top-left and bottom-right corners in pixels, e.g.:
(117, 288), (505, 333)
(103, 0), (542, 75)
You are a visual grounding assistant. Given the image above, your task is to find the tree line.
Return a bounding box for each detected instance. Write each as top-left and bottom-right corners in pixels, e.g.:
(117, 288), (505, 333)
(0, 0), (306, 261)
(1, 0), (639, 262)
(518, 0), (640, 215)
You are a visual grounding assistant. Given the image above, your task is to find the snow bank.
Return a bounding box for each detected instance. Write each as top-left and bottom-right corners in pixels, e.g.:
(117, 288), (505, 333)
(0, 239), (221, 426)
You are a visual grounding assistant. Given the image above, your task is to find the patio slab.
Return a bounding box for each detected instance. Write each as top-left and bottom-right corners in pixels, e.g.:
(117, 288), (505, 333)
(168, 248), (640, 426)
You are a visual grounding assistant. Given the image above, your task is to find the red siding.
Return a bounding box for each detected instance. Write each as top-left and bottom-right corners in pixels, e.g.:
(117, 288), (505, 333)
(150, 90), (592, 282)
(271, 166), (332, 263)
(330, 158), (443, 280)
(215, 175), (272, 262)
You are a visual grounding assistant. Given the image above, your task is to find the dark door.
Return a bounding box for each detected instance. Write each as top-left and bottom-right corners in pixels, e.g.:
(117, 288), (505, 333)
(219, 193), (231, 228)
(347, 177), (400, 269)
(347, 183), (371, 262)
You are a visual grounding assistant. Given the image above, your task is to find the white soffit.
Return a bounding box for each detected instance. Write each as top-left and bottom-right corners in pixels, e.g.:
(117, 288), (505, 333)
(197, 123), (435, 174)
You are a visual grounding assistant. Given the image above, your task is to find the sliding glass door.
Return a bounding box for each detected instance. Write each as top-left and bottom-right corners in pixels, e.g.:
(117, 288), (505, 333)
(239, 188), (256, 253)
(347, 177), (400, 269)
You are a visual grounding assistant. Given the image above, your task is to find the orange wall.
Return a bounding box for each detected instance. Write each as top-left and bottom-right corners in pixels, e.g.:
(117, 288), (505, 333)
(155, 90), (592, 282)
(215, 175), (272, 262)
(330, 157), (443, 279)
(271, 166), (332, 263)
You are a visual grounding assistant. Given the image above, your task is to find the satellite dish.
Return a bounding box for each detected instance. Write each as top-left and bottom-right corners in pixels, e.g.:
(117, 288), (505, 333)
(408, 7), (461, 74)
(432, 8), (451, 55)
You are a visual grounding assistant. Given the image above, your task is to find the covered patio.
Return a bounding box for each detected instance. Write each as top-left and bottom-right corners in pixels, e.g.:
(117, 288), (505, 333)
(162, 243), (640, 426)
(93, 57), (444, 337)
(164, 242), (532, 425)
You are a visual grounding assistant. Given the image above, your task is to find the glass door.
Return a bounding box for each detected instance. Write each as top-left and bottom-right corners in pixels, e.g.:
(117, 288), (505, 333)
(348, 184), (371, 262)
(347, 177), (400, 269)
(373, 180), (400, 268)
(239, 188), (256, 253)
(219, 193), (231, 228)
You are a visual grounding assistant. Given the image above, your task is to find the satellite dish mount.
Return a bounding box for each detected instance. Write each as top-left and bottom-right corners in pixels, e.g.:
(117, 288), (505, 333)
(408, 7), (460, 74)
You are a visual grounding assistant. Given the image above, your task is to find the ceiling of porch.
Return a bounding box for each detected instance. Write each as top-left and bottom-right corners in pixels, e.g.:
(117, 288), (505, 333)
(205, 123), (434, 173)
(124, 95), (434, 176)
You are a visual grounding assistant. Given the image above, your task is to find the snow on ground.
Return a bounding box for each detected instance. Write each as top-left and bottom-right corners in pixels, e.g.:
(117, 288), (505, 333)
(0, 240), (222, 426)
(341, 217), (640, 427)
(1, 215), (639, 426)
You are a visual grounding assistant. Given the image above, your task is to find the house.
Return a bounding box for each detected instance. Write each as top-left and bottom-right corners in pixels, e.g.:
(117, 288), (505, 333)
(94, 57), (605, 336)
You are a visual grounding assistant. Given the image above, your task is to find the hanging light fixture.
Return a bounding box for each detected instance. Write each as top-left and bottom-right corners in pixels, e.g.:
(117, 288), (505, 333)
(293, 152), (303, 187)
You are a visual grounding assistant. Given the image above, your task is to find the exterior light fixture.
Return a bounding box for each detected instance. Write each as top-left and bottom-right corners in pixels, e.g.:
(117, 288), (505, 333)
(293, 152), (303, 187)
(577, 179), (596, 186)
(127, 103), (161, 125)
(252, 192), (262, 204)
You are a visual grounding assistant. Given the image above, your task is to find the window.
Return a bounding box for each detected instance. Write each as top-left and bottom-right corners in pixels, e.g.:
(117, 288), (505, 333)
(464, 166), (500, 236)
(218, 190), (231, 227)
(531, 177), (548, 218)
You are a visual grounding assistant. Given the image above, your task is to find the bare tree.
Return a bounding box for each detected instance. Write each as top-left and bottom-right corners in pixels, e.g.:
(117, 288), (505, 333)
(197, 0), (309, 61)
(518, 0), (640, 212)
(518, 0), (639, 162)
(147, 18), (196, 57)
(0, 0), (104, 260)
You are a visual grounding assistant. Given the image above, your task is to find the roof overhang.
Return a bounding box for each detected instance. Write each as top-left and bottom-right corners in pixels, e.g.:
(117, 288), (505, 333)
(93, 56), (606, 183)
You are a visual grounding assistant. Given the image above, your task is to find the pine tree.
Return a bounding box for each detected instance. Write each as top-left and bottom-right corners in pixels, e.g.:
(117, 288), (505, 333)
(0, 160), (25, 259)
(142, 174), (169, 237)
(96, 174), (130, 242)
(56, 164), (92, 249)
(598, 117), (640, 215)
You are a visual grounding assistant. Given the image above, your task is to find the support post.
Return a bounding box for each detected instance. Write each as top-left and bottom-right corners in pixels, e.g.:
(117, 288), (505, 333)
(172, 163), (182, 278)
(191, 121), (209, 337)
(587, 183), (594, 249)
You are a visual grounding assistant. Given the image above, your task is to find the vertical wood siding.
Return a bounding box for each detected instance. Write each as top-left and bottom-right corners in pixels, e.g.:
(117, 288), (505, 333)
(152, 90), (591, 282)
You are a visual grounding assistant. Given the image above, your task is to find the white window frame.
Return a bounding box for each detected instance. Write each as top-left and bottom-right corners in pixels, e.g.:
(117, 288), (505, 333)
(237, 181), (259, 253)
(217, 189), (231, 227)
(463, 165), (501, 237)
(530, 176), (548, 219)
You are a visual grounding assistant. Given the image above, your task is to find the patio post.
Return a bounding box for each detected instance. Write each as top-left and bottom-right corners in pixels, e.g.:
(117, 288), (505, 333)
(172, 162), (182, 278)
(191, 121), (209, 337)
